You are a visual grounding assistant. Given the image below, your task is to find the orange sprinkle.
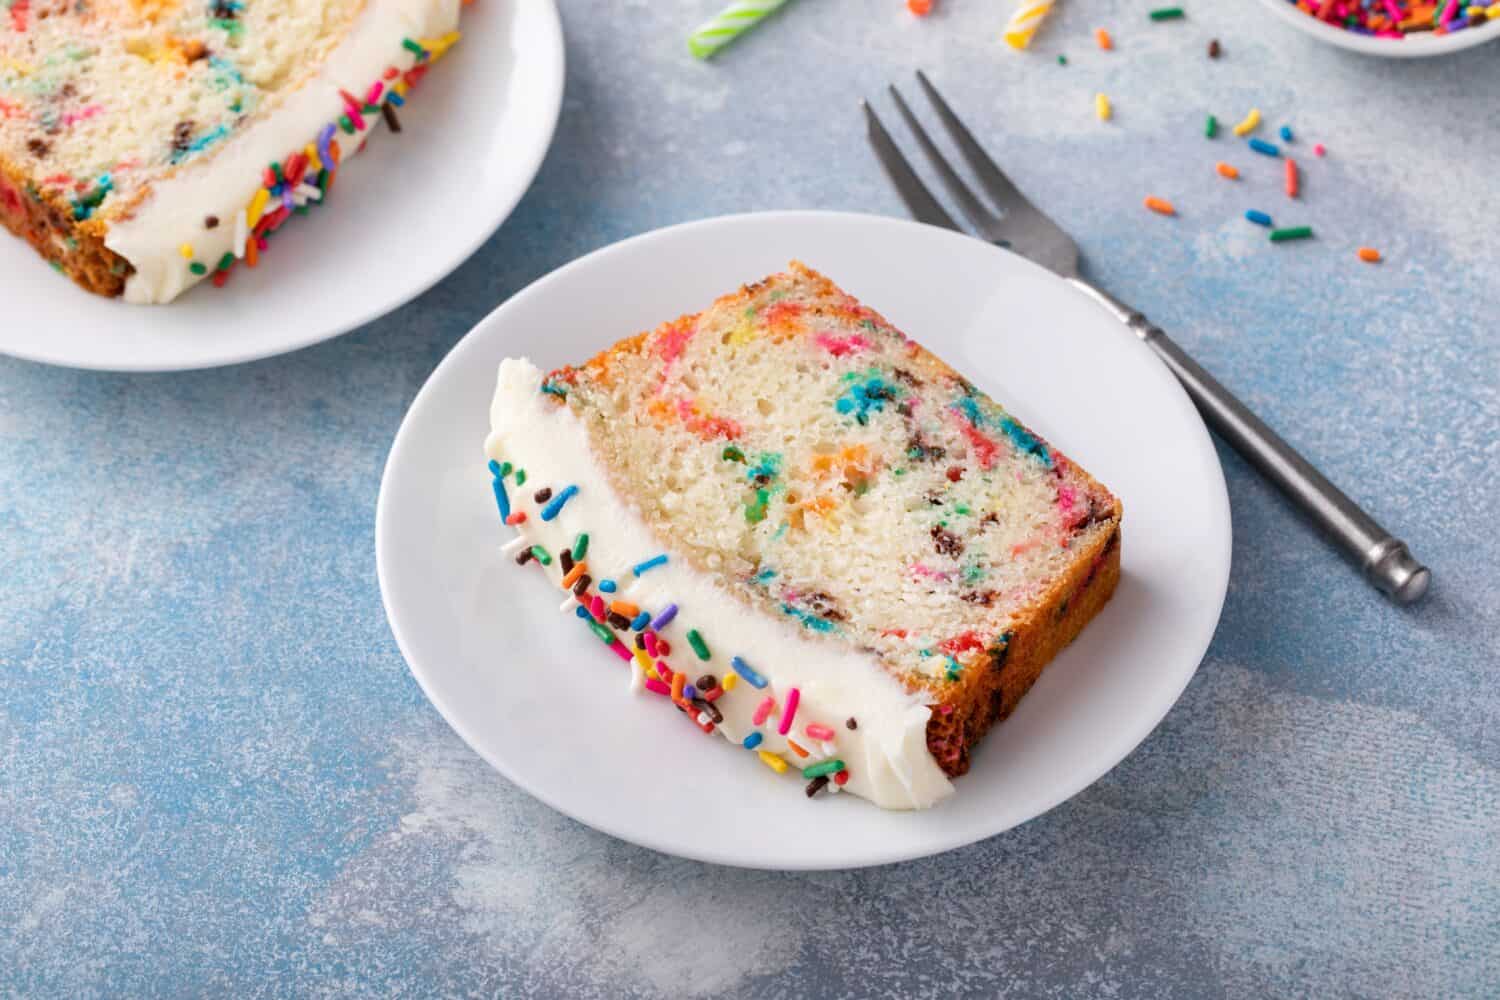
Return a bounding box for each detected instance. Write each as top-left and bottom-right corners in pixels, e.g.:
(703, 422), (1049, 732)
(671, 672), (686, 703)
(609, 600), (639, 619)
(561, 560), (587, 589)
(1357, 247), (1381, 263)
(786, 739), (811, 758)
(1144, 196), (1176, 216)
(907, 0), (932, 13)
(1095, 27), (1113, 49)
(1285, 158), (1299, 198)
(245, 238), (259, 268)
(1215, 162), (1239, 180)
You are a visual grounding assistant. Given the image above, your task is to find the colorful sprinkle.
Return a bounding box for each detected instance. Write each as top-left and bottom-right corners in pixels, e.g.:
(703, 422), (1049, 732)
(491, 476), (511, 519)
(644, 677), (671, 697)
(540, 484), (578, 521)
(1205, 114), (1218, 138)
(802, 759), (846, 779)
(529, 545), (552, 566)
(722, 673), (739, 691)
(571, 533), (589, 560)
(806, 775), (830, 797)
(1279, 124), (1294, 142)
(1144, 196), (1175, 216)
(651, 604), (679, 630)
(1232, 108), (1261, 137)
(833, 769), (850, 786)
(1245, 209), (1273, 227)
(632, 554), (669, 576)
(743, 732), (764, 749)
(1095, 27), (1113, 49)
(1313, 142), (1326, 157)
(1215, 162), (1239, 180)
(1208, 37), (1221, 57)
(758, 750), (789, 774)
(1269, 225), (1314, 242)
(1285, 158), (1299, 198)
(629, 611), (651, 630)
(586, 619), (615, 645)
(730, 655), (769, 688)
(1148, 6), (1185, 19)
(1248, 137), (1280, 157)
(1357, 246), (1382, 263)
(777, 687), (800, 735)
(687, 629), (711, 660)
(805, 723), (836, 741)
(1095, 92), (1112, 121)
(752, 696), (776, 726)
(599, 579), (617, 593)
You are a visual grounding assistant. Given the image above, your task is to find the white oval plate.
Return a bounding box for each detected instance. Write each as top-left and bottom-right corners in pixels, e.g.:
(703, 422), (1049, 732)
(1254, 0), (1500, 57)
(0, 0), (563, 372)
(376, 211), (1232, 870)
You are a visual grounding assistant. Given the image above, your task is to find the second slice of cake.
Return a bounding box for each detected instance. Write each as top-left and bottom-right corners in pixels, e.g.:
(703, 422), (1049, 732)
(485, 262), (1121, 809)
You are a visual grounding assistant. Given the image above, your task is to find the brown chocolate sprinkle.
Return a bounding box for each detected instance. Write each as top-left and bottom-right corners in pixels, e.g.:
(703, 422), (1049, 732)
(1208, 38), (1221, 58)
(635, 633), (647, 649)
(381, 101), (402, 134)
(606, 611), (631, 630)
(515, 549), (533, 566)
(931, 525), (964, 558)
(846, 717), (858, 730)
(27, 138), (49, 159)
(805, 775), (830, 798)
(533, 487), (553, 504)
(558, 549), (574, 574)
(696, 674), (717, 690)
(691, 698), (723, 724)
(572, 574), (592, 596)
(204, 215), (219, 229)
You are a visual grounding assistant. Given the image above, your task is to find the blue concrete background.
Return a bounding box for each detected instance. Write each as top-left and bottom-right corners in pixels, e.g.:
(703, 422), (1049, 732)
(3, 1), (1497, 996)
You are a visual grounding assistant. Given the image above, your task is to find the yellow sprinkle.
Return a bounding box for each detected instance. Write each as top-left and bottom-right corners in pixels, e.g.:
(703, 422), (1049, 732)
(420, 30), (462, 59)
(1002, 0), (1054, 49)
(632, 647), (653, 672)
(1487, 2), (1499, 17)
(246, 188), (270, 228)
(304, 142), (322, 173)
(1095, 93), (1111, 121)
(1232, 108), (1261, 137)
(757, 750), (788, 774)
(393, 80), (410, 98)
(178, 243), (193, 259)
(722, 673), (739, 692)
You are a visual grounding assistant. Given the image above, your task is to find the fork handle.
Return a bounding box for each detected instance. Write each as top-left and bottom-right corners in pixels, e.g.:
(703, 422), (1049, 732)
(1068, 278), (1430, 605)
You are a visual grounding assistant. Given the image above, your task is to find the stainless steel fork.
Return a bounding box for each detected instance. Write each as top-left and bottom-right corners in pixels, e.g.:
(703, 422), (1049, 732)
(865, 71), (1430, 605)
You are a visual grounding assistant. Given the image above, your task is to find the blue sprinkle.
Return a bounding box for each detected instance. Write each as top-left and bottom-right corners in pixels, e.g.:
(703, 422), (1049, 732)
(540, 484), (578, 521)
(683, 684), (697, 701)
(730, 655), (768, 689)
(650, 603), (679, 630)
(629, 611), (651, 631)
(387, 91), (405, 107)
(1248, 137), (1280, 157)
(1279, 124), (1293, 142)
(487, 459), (501, 477)
(742, 732), (764, 750)
(491, 477), (511, 520)
(1245, 209), (1273, 227)
(599, 579), (617, 593)
(574, 605), (590, 619)
(632, 553), (669, 576)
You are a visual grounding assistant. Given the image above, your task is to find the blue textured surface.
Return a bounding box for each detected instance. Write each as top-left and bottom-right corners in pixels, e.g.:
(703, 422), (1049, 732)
(3, 2), (1499, 996)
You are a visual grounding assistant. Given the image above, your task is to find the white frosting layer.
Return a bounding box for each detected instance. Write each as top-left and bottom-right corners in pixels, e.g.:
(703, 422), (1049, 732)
(104, 0), (460, 304)
(485, 359), (955, 810)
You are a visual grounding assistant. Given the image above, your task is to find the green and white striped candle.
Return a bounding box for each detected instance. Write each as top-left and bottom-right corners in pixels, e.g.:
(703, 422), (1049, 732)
(688, 0), (795, 60)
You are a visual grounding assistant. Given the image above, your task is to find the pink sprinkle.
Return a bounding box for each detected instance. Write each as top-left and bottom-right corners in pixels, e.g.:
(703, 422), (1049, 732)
(1056, 485), (1076, 514)
(752, 697), (776, 726)
(365, 81), (384, 104)
(1313, 143), (1326, 157)
(590, 595), (606, 621)
(805, 723), (836, 741)
(814, 332), (871, 357)
(643, 631), (659, 657)
(608, 640), (632, 662)
(644, 678), (671, 697)
(62, 104), (103, 127)
(656, 661), (673, 682)
(778, 688), (800, 735)
(1439, 0), (1457, 22)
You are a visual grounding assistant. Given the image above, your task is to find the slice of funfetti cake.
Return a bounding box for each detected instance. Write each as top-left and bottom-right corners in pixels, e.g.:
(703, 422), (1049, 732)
(0, 0), (460, 302)
(484, 262), (1122, 810)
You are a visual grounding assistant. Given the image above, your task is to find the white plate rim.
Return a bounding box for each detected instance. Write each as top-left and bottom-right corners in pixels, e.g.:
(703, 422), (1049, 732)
(1253, 0), (1500, 57)
(0, 0), (565, 372)
(376, 210), (1233, 870)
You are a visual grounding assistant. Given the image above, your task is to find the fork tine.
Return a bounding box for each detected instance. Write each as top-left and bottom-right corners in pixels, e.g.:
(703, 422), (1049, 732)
(862, 101), (960, 233)
(914, 70), (1032, 215)
(887, 85), (1001, 238)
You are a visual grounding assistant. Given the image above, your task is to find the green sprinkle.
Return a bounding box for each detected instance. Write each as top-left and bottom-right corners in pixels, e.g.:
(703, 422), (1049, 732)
(802, 759), (845, 779)
(1057, 54), (1067, 65)
(745, 488), (770, 524)
(217, 252), (234, 271)
(572, 533), (589, 561)
(687, 629), (711, 661)
(338, 115), (355, 134)
(49, 260), (63, 273)
(1149, 7), (1185, 20)
(722, 445), (745, 462)
(587, 620), (616, 645)
(362, 104), (381, 115)
(402, 38), (427, 56)
(497, 461), (512, 477)
(270, 161), (282, 183)
(189, 262), (207, 275)
(514, 469), (526, 486)
(529, 545), (552, 566)
(1205, 114), (1218, 138)
(1269, 225), (1314, 242)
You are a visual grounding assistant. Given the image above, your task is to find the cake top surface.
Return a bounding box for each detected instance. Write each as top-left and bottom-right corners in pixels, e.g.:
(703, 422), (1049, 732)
(541, 262), (1120, 691)
(0, 0), (363, 225)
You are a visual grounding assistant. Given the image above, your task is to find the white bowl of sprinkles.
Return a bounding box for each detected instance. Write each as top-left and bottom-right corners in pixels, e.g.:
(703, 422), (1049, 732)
(1253, 0), (1500, 56)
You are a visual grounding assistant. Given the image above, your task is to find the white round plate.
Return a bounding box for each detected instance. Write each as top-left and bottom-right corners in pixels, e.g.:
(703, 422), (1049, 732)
(376, 211), (1233, 870)
(0, 0), (563, 372)
(1254, 0), (1500, 57)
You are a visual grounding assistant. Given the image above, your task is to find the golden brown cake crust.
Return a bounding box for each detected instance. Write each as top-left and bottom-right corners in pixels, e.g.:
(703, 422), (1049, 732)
(0, 155), (131, 297)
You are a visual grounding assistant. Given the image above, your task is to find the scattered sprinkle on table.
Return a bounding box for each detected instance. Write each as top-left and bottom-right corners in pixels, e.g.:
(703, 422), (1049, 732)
(1284, 158), (1299, 198)
(1279, 124), (1294, 142)
(1095, 27), (1114, 49)
(1208, 37), (1221, 57)
(1245, 209), (1273, 227)
(1095, 92), (1112, 120)
(1149, 7), (1185, 20)
(1314, 142), (1327, 157)
(907, 0), (932, 14)
(1232, 108), (1261, 137)
(1215, 161), (1239, 179)
(1269, 225), (1313, 243)
(1144, 196), (1176, 216)
(1205, 114), (1218, 138)
(1057, 53), (1068, 64)
(1357, 247), (1382, 262)
(1249, 137), (1281, 157)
